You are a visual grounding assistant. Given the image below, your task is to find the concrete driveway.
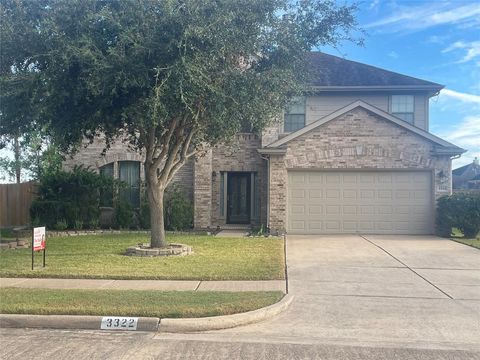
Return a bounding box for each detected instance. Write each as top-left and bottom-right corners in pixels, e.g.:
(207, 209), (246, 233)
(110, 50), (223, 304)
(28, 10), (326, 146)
(159, 235), (480, 352)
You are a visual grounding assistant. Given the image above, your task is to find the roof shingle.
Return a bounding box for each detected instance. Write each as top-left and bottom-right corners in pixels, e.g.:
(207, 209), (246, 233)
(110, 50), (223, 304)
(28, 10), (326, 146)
(307, 52), (444, 89)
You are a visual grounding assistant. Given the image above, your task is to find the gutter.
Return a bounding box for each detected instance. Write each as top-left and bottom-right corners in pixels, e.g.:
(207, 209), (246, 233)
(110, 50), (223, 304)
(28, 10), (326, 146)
(432, 147), (467, 156)
(257, 148), (287, 155)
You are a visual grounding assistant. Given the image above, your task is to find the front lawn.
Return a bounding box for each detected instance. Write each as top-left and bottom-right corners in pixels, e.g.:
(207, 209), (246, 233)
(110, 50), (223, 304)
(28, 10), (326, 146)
(454, 238), (480, 249)
(0, 288), (284, 318)
(0, 233), (284, 280)
(451, 228), (480, 250)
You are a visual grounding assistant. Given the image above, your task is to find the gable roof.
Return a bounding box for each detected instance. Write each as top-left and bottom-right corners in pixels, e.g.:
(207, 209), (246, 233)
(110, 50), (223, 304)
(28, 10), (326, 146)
(266, 100), (465, 155)
(452, 160), (480, 176)
(307, 52), (444, 92)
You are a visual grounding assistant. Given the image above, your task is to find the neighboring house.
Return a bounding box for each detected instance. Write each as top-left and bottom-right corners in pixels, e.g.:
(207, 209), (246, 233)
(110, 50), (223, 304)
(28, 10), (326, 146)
(64, 52), (465, 235)
(453, 158), (480, 190)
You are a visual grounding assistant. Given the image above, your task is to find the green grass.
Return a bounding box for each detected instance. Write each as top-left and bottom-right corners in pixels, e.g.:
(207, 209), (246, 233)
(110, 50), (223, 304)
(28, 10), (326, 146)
(451, 228), (480, 249)
(0, 233), (285, 280)
(0, 288), (284, 318)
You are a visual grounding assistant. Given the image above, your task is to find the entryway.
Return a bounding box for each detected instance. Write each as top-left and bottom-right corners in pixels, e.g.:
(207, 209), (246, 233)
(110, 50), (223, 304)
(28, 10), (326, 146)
(227, 172), (251, 224)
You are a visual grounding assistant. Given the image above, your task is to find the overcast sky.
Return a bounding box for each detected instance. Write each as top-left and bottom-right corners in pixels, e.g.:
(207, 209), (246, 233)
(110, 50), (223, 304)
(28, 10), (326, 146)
(324, 0), (480, 168)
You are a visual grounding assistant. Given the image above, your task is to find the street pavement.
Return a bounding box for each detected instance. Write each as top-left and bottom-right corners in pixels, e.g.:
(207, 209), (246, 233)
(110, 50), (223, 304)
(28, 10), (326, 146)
(1, 235), (479, 359)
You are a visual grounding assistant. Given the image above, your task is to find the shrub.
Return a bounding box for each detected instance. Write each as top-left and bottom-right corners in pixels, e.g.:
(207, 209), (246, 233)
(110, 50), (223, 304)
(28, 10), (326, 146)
(138, 201), (151, 230)
(54, 219), (68, 231)
(30, 166), (115, 230)
(436, 192), (480, 238)
(114, 200), (134, 230)
(164, 187), (193, 231)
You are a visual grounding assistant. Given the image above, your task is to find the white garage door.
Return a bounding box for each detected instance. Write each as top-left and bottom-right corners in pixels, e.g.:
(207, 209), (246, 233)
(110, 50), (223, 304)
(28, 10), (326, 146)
(287, 171), (433, 235)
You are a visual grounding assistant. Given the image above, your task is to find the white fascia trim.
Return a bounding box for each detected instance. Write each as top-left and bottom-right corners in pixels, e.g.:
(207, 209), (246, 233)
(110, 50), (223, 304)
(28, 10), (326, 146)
(266, 100), (464, 151)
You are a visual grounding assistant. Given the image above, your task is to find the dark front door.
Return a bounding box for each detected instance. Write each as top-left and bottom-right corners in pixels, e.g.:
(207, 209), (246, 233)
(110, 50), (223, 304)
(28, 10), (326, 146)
(227, 172), (251, 224)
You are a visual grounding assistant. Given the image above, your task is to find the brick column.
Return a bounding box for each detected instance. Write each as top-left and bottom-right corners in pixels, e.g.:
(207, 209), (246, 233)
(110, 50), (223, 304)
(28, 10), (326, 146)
(194, 150), (213, 229)
(268, 154), (287, 234)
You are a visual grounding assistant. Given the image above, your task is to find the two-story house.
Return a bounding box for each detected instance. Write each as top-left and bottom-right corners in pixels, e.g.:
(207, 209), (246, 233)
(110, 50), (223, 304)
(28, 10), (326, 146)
(64, 52), (465, 235)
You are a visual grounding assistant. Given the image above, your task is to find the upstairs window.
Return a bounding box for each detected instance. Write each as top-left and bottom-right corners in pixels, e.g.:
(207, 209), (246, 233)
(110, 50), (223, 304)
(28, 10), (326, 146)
(118, 161), (141, 208)
(391, 95), (414, 124)
(284, 96), (306, 132)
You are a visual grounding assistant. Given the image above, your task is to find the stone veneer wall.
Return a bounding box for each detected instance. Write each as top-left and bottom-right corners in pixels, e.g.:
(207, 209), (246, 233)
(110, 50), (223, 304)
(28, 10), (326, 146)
(63, 138), (194, 202)
(268, 108), (452, 233)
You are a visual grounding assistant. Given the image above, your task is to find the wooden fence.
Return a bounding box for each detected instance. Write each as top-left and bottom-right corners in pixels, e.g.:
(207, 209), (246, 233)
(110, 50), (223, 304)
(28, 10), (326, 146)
(0, 181), (38, 228)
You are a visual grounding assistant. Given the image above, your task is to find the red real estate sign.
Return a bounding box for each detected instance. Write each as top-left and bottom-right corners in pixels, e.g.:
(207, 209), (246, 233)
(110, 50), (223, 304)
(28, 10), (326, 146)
(33, 227), (46, 251)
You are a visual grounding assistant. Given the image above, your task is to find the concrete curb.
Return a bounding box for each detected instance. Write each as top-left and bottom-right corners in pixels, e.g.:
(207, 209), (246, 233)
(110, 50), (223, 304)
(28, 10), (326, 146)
(0, 314), (159, 332)
(0, 295), (293, 333)
(159, 293), (294, 333)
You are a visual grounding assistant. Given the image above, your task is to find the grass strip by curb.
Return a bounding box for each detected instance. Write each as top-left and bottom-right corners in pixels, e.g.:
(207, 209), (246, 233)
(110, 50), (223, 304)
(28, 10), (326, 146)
(0, 288), (284, 318)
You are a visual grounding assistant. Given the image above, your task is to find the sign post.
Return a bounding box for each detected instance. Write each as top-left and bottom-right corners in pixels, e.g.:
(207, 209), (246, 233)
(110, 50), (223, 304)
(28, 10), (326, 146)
(32, 227), (46, 270)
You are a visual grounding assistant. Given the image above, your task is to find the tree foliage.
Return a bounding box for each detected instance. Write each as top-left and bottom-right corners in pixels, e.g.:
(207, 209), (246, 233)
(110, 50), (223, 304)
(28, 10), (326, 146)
(0, 132), (62, 183)
(1, 0), (360, 246)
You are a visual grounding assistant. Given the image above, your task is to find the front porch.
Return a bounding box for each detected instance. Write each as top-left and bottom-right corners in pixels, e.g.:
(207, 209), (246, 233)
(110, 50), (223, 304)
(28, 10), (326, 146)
(192, 134), (268, 230)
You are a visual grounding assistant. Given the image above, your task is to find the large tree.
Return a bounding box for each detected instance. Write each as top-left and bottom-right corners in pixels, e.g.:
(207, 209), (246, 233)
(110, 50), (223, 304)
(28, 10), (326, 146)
(0, 0), (360, 247)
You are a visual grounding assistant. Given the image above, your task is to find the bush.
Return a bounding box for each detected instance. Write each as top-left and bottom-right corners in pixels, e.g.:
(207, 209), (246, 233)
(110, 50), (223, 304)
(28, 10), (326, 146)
(54, 219), (68, 231)
(164, 187), (193, 231)
(436, 192), (480, 238)
(138, 201), (151, 230)
(114, 200), (135, 230)
(30, 166), (115, 230)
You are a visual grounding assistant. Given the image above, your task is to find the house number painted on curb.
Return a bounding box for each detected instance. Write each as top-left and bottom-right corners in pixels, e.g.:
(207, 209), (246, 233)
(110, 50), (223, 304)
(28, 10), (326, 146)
(101, 317), (138, 330)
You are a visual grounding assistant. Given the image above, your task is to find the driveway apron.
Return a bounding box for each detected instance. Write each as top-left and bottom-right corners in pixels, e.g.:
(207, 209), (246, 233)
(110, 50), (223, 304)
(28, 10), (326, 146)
(161, 235), (480, 351)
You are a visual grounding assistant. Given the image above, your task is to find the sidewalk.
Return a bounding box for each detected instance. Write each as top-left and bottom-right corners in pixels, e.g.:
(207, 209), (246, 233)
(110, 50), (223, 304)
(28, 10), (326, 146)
(0, 278), (286, 293)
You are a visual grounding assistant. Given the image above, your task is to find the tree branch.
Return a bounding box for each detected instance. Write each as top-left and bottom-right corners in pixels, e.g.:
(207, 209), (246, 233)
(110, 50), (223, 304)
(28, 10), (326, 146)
(166, 127), (196, 184)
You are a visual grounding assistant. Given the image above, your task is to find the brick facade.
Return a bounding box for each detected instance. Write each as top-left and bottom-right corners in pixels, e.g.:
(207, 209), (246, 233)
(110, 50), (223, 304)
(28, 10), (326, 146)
(63, 138), (194, 202)
(193, 134), (268, 229)
(63, 107), (455, 234)
(267, 108), (452, 234)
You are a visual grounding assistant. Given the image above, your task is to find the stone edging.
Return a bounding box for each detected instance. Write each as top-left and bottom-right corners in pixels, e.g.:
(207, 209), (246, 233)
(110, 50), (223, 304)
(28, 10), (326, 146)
(159, 294), (294, 333)
(0, 294), (293, 332)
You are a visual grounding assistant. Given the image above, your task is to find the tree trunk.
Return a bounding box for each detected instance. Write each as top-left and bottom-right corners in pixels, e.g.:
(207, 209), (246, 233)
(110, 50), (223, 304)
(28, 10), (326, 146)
(14, 136), (21, 184)
(146, 171), (167, 248)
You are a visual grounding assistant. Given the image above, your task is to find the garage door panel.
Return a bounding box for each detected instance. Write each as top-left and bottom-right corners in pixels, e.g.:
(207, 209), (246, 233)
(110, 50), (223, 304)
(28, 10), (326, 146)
(291, 189), (305, 199)
(287, 171), (433, 235)
(291, 205), (305, 215)
(325, 221), (341, 230)
(308, 189), (323, 199)
(343, 205), (357, 215)
(308, 205), (323, 215)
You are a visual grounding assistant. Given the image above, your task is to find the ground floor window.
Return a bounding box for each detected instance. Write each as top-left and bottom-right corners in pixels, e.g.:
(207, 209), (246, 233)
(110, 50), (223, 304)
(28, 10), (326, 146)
(99, 163), (114, 207)
(119, 161), (141, 208)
